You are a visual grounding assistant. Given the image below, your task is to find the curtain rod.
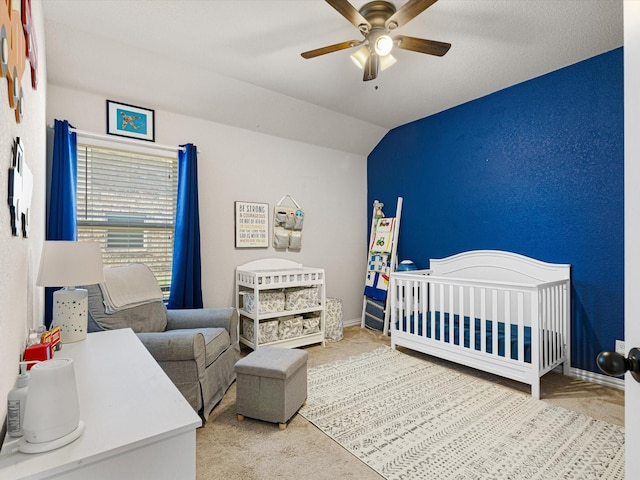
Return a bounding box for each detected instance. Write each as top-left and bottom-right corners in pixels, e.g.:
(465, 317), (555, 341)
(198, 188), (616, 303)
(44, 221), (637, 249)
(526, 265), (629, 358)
(69, 128), (185, 153)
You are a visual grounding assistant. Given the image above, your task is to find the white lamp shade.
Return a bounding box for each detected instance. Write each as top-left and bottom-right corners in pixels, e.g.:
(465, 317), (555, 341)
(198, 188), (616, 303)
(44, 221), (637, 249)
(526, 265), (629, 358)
(350, 46), (369, 69)
(37, 241), (104, 287)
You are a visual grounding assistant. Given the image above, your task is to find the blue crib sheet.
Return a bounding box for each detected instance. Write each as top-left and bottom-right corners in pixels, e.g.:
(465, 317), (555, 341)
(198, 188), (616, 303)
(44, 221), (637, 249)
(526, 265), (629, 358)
(396, 312), (532, 363)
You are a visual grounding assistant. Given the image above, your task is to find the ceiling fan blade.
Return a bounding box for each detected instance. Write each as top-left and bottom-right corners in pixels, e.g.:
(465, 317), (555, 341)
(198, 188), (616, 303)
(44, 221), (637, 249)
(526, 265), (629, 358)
(301, 40), (363, 59)
(325, 0), (371, 34)
(394, 35), (451, 56)
(363, 53), (379, 81)
(385, 0), (439, 30)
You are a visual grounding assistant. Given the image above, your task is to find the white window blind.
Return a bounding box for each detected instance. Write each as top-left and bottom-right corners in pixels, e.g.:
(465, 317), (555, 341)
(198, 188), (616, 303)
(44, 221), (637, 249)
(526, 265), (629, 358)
(76, 143), (178, 296)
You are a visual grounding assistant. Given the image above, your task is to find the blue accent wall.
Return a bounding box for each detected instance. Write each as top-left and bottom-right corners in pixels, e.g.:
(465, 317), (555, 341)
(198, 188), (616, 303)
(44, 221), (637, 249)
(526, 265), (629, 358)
(368, 48), (623, 374)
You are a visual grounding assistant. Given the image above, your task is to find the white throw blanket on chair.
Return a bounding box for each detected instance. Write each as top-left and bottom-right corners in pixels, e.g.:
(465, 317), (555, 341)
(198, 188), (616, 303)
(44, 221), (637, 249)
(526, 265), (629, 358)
(101, 264), (164, 314)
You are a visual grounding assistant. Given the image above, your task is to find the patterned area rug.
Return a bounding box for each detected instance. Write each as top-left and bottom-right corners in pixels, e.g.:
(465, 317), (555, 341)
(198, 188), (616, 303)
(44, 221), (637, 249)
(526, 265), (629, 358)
(299, 346), (624, 480)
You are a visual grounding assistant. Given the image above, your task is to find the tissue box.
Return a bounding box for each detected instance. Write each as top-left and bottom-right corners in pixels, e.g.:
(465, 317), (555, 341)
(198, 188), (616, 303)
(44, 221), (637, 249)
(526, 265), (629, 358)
(284, 287), (319, 310)
(242, 317), (279, 344)
(242, 291), (285, 314)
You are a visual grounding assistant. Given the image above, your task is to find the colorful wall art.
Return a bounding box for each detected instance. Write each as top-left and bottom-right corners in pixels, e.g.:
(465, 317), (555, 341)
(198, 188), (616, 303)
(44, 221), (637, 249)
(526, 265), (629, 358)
(0, 0), (38, 123)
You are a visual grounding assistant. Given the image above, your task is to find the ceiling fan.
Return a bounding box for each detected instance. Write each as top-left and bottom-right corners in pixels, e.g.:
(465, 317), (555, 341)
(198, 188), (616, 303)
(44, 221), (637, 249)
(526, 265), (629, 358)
(301, 0), (451, 81)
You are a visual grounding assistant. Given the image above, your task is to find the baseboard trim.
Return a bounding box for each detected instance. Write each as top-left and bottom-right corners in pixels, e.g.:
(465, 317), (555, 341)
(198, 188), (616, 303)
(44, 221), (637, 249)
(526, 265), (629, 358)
(567, 366), (624, 390)
(343, 318), (361, 327)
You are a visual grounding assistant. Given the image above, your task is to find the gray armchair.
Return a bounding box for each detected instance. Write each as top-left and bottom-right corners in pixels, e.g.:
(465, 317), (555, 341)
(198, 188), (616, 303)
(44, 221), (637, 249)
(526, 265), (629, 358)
(84, 265), (240, 421)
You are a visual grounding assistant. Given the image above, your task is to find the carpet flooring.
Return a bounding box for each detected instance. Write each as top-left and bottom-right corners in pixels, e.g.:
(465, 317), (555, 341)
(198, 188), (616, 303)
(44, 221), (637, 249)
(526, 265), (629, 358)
(195, 326), (624, 480)
(299, 346), (624, 480)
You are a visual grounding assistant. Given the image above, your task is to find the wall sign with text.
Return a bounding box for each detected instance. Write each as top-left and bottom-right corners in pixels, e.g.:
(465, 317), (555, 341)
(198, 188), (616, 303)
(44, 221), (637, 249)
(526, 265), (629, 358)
(235, 201), (269, 248)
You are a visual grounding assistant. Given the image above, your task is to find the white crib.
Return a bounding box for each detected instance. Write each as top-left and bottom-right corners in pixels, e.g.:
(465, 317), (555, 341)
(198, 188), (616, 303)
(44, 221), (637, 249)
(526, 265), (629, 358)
(390, 250), (571, 399)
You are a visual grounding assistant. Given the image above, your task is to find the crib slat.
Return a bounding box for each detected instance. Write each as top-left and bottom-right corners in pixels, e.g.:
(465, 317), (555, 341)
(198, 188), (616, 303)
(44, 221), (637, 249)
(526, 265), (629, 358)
(391, 280), (398, 333)
(563, 283), (569, 366)
(551, 286), (556, 366)
(504, 292), (511, 361)
(491, 288), (500, 356)
(541, 287), (549, 369)
(416, 280), (421, 335)
(547, 285), (556, 366)
(400, 280), (405, 333)
(552, 284), (560, 363)
(424, 283), (438, 338)
(549, 286), (555, 366)
(555, 286), (560, 360)
(421, 280), (427, 338)
(543, 286), (550, 366)
(531, 288), (540, 373)
(448, 284), (454, 345)
(438, 283), (444, 341)
(555, 284), (561, 359)
(480, 288), (487, 354)
(406, 280), (413, 334)
(553, 285), (559, 363)
(402, 280), (408, 333)
(396, 280), (401, 321)
(517, 291), (525, 363)
(408, 280), (412, 334)
(458, 285), (464, 348)
(396, 280), (403, 333)
(559, 284), (565, 360)
(414, 280), (419, 334)
(470, 287), (476, 352)
(539, 287), (545, 369)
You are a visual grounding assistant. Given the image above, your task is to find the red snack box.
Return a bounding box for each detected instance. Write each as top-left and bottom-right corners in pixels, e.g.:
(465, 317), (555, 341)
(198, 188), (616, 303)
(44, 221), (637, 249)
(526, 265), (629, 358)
(23, 343), (52, 369)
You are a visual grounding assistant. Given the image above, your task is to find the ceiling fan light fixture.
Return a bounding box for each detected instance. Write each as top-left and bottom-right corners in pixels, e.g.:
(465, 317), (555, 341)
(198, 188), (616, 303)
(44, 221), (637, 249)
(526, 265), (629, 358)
(351, 46), (396, 72)
(301, 0), (451, 82)
(350, 46), (369, 69)
(380, 53), (396, 71)
(374, 34), (393, 56)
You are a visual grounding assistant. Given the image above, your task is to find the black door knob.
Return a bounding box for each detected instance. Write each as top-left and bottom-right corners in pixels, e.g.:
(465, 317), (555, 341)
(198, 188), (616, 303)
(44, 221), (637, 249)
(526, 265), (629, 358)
(597, 347), (640, 382)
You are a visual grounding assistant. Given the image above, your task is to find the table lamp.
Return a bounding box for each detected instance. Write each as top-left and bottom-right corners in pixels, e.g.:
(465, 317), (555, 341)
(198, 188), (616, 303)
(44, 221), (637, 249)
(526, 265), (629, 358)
(36, 241), (104, 343)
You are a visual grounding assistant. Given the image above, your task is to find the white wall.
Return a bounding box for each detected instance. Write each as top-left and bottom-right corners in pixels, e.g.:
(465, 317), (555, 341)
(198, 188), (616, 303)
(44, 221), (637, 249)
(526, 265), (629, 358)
(46, 85), (368, 324)
(0, 0), (47, 421)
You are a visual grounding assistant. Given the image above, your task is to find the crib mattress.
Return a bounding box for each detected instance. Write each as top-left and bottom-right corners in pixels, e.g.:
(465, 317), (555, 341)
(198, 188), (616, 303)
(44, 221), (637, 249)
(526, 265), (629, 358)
(396, 312), (533, 363)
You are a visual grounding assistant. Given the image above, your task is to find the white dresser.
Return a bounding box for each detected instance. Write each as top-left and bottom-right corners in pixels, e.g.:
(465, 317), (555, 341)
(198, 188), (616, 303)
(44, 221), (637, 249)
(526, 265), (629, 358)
(0, 329), (202, 479)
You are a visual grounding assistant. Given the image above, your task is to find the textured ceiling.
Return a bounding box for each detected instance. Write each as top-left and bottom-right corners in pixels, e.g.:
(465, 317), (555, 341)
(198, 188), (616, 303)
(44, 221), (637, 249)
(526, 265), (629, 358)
(41, 0), (623, 155)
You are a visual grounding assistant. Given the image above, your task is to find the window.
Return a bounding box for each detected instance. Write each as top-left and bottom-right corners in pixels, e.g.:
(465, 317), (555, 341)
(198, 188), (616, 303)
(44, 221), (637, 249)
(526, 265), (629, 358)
(76, 143), (178, 296)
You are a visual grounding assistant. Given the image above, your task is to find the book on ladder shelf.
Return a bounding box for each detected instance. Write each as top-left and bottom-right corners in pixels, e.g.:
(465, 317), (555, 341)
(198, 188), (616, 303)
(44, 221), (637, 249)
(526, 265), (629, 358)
(361, 197), (402, 335)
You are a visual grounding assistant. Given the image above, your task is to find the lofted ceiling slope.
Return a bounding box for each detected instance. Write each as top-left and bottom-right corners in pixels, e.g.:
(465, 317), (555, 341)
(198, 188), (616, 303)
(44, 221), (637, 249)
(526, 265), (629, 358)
(41, 0), (623, 155)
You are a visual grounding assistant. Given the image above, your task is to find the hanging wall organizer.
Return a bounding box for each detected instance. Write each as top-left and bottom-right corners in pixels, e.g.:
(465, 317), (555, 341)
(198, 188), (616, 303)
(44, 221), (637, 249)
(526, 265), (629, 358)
(273, 194), (304, 251)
